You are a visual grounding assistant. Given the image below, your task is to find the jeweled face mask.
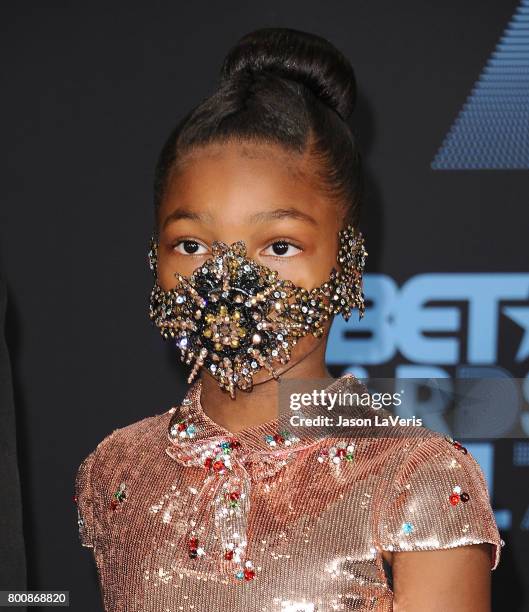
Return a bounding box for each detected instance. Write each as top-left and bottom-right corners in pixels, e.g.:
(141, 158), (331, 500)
(147, 225), (367, 396)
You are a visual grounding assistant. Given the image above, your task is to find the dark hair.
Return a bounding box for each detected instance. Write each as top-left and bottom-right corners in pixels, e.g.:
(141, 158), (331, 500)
(153, 27), (363, 233)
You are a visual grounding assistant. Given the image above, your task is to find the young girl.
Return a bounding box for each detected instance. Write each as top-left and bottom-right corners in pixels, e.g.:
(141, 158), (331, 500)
(74, 27), (502, 611)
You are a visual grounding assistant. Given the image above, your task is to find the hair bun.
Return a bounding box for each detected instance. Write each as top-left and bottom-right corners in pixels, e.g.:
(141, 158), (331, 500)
(219, 27), (357, 121)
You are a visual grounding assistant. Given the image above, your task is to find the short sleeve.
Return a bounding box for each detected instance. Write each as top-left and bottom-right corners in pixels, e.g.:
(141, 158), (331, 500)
(74, 450), (98, 548)
(377, 435), (503, 570)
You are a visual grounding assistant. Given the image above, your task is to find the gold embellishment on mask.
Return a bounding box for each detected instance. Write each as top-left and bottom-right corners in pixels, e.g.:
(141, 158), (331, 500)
(147, 225), (367, 397)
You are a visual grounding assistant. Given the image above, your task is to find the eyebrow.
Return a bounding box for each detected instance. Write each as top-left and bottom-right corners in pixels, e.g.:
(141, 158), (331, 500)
(162, 208), (214, 229)
(162, 205), (317, 229)
(248, 207), (317, 226)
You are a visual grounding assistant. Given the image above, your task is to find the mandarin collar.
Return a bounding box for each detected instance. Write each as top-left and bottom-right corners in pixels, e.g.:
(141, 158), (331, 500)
(165, 373), (366, 477)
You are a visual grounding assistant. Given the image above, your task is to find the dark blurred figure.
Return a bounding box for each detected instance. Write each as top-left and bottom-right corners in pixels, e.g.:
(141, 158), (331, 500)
(0, 278), (27, 595)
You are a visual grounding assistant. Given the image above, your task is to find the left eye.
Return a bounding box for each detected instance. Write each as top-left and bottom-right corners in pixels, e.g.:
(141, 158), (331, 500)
(262, 241), (301, 257)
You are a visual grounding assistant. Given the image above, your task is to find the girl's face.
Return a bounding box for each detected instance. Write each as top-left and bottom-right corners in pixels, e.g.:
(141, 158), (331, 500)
(156, 140), (343, 293)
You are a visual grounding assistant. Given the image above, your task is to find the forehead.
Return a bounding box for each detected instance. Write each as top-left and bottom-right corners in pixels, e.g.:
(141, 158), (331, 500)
(158, 140), (337, 225)
(173, 139), (311, 181)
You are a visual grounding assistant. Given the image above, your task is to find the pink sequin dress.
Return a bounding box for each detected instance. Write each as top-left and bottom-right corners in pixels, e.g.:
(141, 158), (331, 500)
(74, 374), (503, 611)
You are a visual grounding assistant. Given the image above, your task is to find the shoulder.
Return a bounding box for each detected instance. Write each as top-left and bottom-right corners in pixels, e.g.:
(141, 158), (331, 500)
(314, 408), (488, 488)
(310, 416), (443, 480)
(76, 408), (173, 481)
(74, 408), (174, 547)
(371, 428), (503, 570)
(308, 422), (502, 571)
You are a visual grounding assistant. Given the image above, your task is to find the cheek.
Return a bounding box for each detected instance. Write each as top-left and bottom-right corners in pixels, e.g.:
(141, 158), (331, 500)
(157, 268), (175, 291)
(156, 253), (203, 290)
(298, 239), (339, 289)
(270, 251), (336, 290)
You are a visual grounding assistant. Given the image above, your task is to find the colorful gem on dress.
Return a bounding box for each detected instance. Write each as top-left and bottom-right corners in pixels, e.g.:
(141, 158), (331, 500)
(203, 438), (241, 473)
(445, 435), (468, 454)
(220, 540), (255, 581)
(110, 482), (127, 510)
(264, 430), (301, 448)
(225, 488), (242, 508)
(225, 541), (243, 563)
(187, 536), (205, 558)
(234, 559), (256, 581)
(449, 485), (470, 506)
(317, 441), (355, 464)
(218, 480), (247, 519)
(169, 418), (197, 439)
(401, 522), (414, 535)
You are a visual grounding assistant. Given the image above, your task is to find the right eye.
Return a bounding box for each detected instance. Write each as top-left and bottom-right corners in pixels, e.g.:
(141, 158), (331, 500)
(172, 239), (209, 255)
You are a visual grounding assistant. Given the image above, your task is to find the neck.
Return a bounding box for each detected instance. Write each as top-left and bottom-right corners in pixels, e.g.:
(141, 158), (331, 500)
(198, 335), (332, 433)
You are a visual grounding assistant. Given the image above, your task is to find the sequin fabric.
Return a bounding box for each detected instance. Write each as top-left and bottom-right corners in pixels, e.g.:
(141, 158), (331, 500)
(74, 374), (503, 611)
